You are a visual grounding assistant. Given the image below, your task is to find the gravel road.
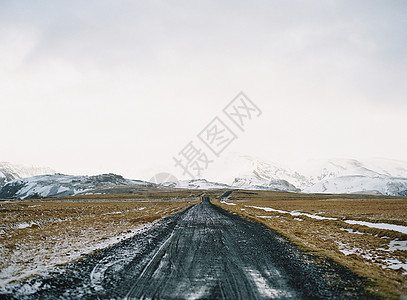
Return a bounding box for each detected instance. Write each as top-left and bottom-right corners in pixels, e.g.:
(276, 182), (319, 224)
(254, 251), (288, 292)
(1, 197), (372, 299)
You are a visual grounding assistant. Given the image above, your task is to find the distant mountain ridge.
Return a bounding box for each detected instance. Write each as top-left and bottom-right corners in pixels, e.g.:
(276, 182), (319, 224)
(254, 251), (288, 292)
(219, 155), (407, 196)
(2, 157), (407, 199)
(0, 173), (155, 199)
(0, 162), (54, 187)
(156, 156), (407, 196)
(161, 179), (231, 190)
(231, 177), (299, 192)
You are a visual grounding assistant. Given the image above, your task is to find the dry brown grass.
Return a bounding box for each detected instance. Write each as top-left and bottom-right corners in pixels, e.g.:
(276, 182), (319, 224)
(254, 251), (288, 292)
(0, 195), (197, 287)
(215, 190), (407, 299)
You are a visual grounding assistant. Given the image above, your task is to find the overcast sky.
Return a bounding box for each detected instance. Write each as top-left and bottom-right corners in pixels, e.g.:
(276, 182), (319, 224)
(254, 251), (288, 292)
(1, 0), (407, 181)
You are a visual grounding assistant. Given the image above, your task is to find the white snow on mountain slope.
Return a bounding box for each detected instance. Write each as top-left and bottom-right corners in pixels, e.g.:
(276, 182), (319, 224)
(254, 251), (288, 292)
(299, 158), (381, 182)
(204, 153), (312, 189)
(303, 176), (407, 196)
(0, 173), (155, 199)
(205, 153), (407, 195)
(298, 158), (407, 195)
(231, 177), (299, 192)
(161, 179), (231, 190)
(362, 158), (407, 178)
(160, 177), (299, 192)
(0, 162), (54, 187)
(2, 156), (407, 197)
(161, 177), (299, 192)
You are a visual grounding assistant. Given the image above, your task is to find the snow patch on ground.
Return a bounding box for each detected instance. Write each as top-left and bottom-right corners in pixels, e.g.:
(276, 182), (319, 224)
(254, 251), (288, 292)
(343, 220), (407, 235)
(336, 240), (407, 275)
(220, 201), (236, 206)
(248, 206), (336, 220)
(388, 240), (407, 251)
(340, 228), (365, 235)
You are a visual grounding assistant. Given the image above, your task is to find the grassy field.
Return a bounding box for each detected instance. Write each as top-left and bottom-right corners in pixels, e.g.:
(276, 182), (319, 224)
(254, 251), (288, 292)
(0, 192), (199, 287)
(215, 190), (407, 299)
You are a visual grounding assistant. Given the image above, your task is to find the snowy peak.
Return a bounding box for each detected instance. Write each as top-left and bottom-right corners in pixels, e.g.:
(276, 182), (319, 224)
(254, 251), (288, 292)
(161, 179), (231, 190)
(303, 176), (407, 196)
(231, 177), (299, 192)
(0, 162), (54, 187)
(361, 158), (407, 178)
(211, 154), (407, 196)
(208, 153), (312, 189)
(303, 158), (384, 181)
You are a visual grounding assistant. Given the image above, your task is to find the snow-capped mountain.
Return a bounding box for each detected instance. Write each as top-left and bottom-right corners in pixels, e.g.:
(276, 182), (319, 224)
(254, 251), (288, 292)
(303, 175), (407, 196)
(204, 153), (312, 190)
(205, 154), (407, 196)
(161, 179), (231, 190)
(298, 158), (407, 195)
(0, 162), (54, 187)
(231, 177), (299, 192)
(2, 156), (407, 198)
(0, 173), (155, 199)
(160, 177), (299, 192)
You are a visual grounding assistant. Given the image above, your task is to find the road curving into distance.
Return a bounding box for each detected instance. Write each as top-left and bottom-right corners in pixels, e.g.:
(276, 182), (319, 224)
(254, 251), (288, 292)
(2, 197), (372, 299)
